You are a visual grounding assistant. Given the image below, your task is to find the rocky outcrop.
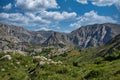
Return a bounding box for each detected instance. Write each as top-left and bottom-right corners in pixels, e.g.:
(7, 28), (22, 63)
(0, 55), (12, 60)
(43, 32), (72, 47)
(96, 34), (120, 57)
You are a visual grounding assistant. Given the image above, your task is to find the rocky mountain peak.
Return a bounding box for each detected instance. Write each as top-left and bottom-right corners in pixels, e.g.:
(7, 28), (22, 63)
(0, 23), (120, 49)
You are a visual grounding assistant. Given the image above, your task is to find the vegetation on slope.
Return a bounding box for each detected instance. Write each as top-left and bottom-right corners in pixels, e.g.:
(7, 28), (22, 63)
(0, 34), (120, 80)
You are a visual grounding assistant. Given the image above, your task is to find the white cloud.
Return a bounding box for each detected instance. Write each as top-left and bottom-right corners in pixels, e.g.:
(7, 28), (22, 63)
(76, 0), (120, 8)
(1, 0), (76, 31)
(91, 0), (118, 6)
(115, 1), (120, 12)
(70, 23), (81, 28)
(14, 0), (77, 27)
(3, 3), (12, 10)
(70, 11), (117, 28)
(37, 27), (51, 31)
(76, 0), (120, 13)
(15, 0), (58, 11)
(0, 12), (27, 25)
(76, 0), (88, 4)
(0, 10), (77, 31)
(25, 12), (50, 25)
(63, 30), (71, 33)
(0, 12), (50, 27)
(41, 11), (77, 21)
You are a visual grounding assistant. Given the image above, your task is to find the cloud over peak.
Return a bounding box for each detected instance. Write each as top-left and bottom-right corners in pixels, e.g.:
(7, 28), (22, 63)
(41, 11), (77, 21)
(70, 11), (117, 28)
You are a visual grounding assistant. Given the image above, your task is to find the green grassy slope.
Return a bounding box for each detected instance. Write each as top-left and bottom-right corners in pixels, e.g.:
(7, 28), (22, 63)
(0, 34), (120, 80)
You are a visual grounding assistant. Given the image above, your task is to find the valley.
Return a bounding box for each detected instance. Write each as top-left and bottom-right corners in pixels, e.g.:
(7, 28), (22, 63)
(0, 23), (120, 80)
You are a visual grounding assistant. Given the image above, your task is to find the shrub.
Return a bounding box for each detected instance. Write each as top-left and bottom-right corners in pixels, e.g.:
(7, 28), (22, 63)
(84, 70), (103, 79)
(104, 49), (120, 61)
(94, 57), (104, 64)
(73, 61), (79, 67)
(56, 67), (69, 74)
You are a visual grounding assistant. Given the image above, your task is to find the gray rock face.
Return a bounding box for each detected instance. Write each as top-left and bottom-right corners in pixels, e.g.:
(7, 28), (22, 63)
(43, 32), (72, 46)
(31, 30), (54, 44)
(97, 34), (120, 57)
(0, 23), (53, 51)
(70, 23), (120, 48)
(0, 23), (120, 49)
(0, 23), (54, 44)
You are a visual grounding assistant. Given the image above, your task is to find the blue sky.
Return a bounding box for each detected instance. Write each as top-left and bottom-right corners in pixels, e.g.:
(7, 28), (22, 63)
(0, 0), (120, 32)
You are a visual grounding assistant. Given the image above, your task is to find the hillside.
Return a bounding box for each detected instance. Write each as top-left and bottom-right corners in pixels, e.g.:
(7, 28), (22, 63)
(52, 34), (120, 80)
(0, 34), (120, 80)
(97, 34), (120, 57)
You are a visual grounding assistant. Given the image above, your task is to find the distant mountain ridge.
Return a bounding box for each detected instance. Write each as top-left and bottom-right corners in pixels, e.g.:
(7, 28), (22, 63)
(70, 23), (120, 47)
(0, 23), (120, 50)
(43, 32), (72, 47)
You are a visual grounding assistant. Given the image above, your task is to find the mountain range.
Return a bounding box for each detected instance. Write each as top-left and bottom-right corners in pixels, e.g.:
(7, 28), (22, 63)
(0, 28), (120, 80)
(0, 23), (120, 51)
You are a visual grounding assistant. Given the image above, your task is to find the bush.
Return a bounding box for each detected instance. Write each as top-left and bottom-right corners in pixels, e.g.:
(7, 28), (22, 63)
(73, 61), (79, 67)
(60, 52), (68, 57)
(94, 57), (104, 64)
(56, 67), (69, 74)
(84, 70), (103, 79)
(104, 49), (120, 61)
